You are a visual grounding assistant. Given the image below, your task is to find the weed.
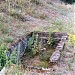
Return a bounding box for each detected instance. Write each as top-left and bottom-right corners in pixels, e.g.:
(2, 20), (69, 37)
(0, 38), (3, 44)
(4, 37), (13, 43)
(38, 61), (49, 68)
(9, 48), (17, 64)
(28, 33), (34, 49)
(5, 16), (11, 23)
(52, 20), (65, 32)
(31, 47), (39, 56)
(39, 14), (47, 19)
(52, 20), (63, 26)
(68, 34), (75, 46)
(0, 22), (3, 30)
(47, 36), (54, 45)
(67, 63), (73, 71)
(39, 51), (52, 61)
(2, 28), (10, 34)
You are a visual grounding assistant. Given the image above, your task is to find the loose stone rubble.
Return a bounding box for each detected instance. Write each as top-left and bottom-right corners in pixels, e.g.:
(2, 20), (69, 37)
(50, 32), (68, 62)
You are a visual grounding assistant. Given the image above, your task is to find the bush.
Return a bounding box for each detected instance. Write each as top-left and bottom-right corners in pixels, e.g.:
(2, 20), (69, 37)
(39, 51), (52, 61)
(61, 0), (75, 4)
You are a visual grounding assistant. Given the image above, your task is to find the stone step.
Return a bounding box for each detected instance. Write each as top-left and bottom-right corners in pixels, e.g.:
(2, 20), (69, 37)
(50, 50), (60, 62)
(61, 36), (68, 38)
(59, 41), (65, 44)
(51, 32), (68, 37)
(57, 42), (64, 46)
(61, 38), (67, 40)
(55, 47), (63, 50)
(56, 45), (63, 48)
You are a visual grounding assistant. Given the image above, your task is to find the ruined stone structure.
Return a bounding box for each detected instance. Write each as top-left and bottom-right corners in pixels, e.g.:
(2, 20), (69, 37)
(7, 32), (68, 63)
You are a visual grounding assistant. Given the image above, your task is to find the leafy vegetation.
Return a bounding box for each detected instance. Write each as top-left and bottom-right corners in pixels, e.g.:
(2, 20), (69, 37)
(26, 33), (39, 57)
(0, 43), (21, 73)
(0, 44), (6, 71)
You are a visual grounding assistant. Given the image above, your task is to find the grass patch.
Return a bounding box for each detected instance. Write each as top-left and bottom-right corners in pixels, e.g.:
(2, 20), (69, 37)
(37, 61), (49, 68)
(2, 28), (10, 34)
(39, 51), (52, 61)
(4, 37), (13, 43)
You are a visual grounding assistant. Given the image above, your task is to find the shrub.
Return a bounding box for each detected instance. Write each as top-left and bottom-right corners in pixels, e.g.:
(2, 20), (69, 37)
(0, 44), (6, 71)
